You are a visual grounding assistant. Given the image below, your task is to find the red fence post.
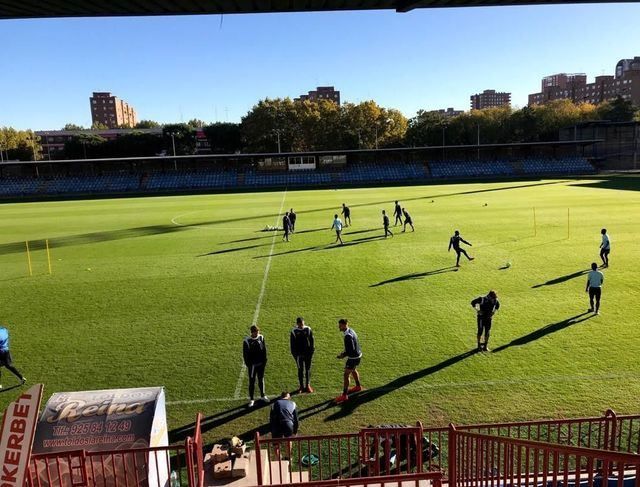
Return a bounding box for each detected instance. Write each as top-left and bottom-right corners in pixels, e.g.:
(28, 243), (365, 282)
(255, 432), (263, 486)
(605, 409), (618, 451)
(448, 424), (457, 487)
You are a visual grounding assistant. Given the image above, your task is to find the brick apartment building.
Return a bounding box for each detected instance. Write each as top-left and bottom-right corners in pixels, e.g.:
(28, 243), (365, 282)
(528, 57), (640, 106)
(294, 86), (341, 105)
(470, 90), (511, 110)
(434, 107), (464, 118)
(90, 92), (138, 128)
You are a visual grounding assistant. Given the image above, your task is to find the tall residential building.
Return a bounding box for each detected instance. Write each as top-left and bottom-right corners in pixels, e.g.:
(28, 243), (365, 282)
(470, 90), (511, 110)
(294, 86), (341, 105)
(528, 57), (640, 106)
(433, 107), (464, 118)
(90, 92), (138, 128)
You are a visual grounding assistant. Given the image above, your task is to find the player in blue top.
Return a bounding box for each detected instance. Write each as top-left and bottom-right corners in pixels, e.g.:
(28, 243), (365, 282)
(0, 325), (26, 389)
(335, 319), (363, 403)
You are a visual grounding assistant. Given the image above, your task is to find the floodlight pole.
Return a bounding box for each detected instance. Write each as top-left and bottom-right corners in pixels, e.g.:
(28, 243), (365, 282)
(169, 132), (178, 170)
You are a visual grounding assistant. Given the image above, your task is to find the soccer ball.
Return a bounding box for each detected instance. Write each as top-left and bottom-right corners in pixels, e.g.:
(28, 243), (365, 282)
(505, 262), (511, 268)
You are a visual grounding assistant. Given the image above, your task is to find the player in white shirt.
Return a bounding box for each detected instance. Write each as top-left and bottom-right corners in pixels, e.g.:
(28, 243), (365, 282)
(585, 262), (604, 315)
(331, 214), (344, 245)
(599, 228), (610, 268)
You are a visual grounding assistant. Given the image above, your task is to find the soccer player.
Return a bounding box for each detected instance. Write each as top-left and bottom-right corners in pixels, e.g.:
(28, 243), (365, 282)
(341, 203), (352, 227)
(243, 325), (268, 407)
(393, 201), (402, 226)
(282, 212), (291, 242)
(586, 262), (604, 315)
(289, 208), (297, 233)
(0, 325), (26, 389)
(448, 230), (474, 267)
(471, 291), (500, 352)
(290, 317), (315, 393)
(335, 319), (362, 403)
(331, 214), (344, 245)
(599, 228), (610, 268)
(402, 208), (415, 232)
(382, 210), (393, 238)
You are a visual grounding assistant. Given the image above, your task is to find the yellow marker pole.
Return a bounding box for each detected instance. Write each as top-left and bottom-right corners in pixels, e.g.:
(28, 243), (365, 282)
(567, 208), (570, 239)
(46, 239), (52, 275)
(533, 207), (537, 237)
(25, 241), (33, 277)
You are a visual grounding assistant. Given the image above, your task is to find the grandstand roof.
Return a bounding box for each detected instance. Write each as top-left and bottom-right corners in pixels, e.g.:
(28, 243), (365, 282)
(1, 0), (636, 20)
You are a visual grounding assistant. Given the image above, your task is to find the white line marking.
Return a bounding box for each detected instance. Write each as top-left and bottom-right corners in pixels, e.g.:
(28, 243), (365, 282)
(233, 189), (288, 400)
(169, 372), (635, 406)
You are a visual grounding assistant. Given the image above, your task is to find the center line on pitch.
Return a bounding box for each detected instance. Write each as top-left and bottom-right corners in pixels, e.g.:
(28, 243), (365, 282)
(233, 189), (288, 400)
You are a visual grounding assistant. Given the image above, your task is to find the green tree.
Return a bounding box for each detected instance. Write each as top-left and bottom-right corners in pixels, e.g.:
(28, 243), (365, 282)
(187, 118), (207, 128)
(241, 98), (298, 153)
(163, 123), (196, 155)
(63, 134), (106, 159)
(202, 123), (242, 153)
(596, 96), (637, 122)
(135, 120), (161, 129)
(63, 123), (85, 131)
(91, 122), (109, 130)
(0, 127), (42, 160)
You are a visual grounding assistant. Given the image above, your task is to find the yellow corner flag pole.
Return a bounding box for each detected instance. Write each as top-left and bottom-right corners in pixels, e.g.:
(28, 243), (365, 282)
(567, 208), (570, 239)
(25, 241), (33, 277)
(45, 239), (52, 275)
(533, 207), (537, 237)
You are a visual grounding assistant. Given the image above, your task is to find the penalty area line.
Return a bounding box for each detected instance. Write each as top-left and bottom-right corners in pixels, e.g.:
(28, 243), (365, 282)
(233, 189), (288, 400)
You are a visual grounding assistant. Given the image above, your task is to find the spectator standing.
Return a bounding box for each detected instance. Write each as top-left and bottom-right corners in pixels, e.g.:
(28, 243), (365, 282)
(243, 325), (268, 407)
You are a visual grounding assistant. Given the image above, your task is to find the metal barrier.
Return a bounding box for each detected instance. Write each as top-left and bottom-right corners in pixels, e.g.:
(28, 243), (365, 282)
(258, 471), (444, 487)
(449, 426), (640, 487)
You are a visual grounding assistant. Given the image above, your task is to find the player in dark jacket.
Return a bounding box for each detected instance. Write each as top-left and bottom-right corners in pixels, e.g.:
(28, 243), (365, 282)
(382, 210), (393, 238)
(243, 325), (268, 406)
(282, 213), (291, 242)
(290, 317), (315, 393)
(289, 209), (297, 233)
(335, 319), (363, 403)
(341, 203), (352, 227)
(448, 230), (474, 267)
(402, 208), (415, 232)
(394, 201), (403, 226)
(471, 291), (500, 352)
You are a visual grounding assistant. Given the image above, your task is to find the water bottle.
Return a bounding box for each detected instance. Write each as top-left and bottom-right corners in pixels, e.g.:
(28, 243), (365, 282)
(170, 470), (180, 487)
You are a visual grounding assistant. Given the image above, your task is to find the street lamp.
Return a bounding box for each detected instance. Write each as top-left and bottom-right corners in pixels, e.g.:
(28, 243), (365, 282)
(81, 140), (87, 159)
(273, 129), (282, 153)
(168, 132), (178, 170)
(375, 117), (394, 150)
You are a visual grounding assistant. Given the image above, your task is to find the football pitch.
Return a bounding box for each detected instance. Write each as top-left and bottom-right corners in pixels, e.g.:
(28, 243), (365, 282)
(1, 176), (639, 444)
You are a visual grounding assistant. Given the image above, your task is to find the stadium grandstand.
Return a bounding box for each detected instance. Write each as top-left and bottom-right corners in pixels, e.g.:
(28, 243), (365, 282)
(0, 141), (598, 200)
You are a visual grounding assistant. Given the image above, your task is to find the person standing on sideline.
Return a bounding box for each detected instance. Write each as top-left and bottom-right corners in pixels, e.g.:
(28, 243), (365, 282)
(289, 209), (297, 233)
(0, 325), (26, 389)
(402, 208), (415, 232)
(586, 262), (604, 315)
(341, 203), (352, 227)
(270, 392), (299, 454)
(393, 201), (403, 226)
(335, 319), (362, 403)
(382, 210), (393, 238)
(282, 212), (291, 242)
(471, 291), (500, 352)
(290, 317), (315, 393)
(600, 228), (610, 268)
(331, 214), (344, 245)
(243, 325), (268, 407)
(448, 230), (474, 267)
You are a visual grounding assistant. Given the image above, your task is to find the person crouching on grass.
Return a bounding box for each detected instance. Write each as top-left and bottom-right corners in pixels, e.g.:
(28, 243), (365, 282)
(270, 391), (299, 458)
(335, 319), (362, 403)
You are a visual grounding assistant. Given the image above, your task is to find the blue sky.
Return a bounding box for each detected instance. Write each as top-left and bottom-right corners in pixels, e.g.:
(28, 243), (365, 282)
(1, 3), (639, 130)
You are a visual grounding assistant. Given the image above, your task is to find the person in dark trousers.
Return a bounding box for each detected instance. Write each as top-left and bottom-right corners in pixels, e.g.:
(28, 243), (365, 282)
(341, 203), (352, 227)
(282, 212), (291, 242)
(382, 210), (393, 238)
(586, 262), (604, 315)
(600, 228), (610, 268)
(335, 319), (362, 403)
(290, 317), (315, 393)
(393, 201), (403, 226)
(448, 230), (474, 267)
(402, 208), (415, 232)
(471, 291), (500, 352)
(289, 209), (297, 233)
(270, 391), (299, 456)
(0, 325), (26, 389)
(331, 214), (344, 245)
(243, 325), (268, 407)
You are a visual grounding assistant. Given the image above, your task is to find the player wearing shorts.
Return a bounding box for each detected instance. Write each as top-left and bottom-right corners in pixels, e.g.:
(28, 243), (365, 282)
(402, 208), (415, 232)
(331, 214), (344, 245)
(599, 228), (610, 268)
(471, 291), (500, 352)
(448, 230), (474, 267)
(335, 319), (362, 403)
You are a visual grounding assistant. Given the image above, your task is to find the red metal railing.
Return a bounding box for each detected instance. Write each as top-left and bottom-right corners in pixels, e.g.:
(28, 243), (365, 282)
(258, 471), (444, 487)
(449, 426), (640, 487)
(254, 424), (432, 485)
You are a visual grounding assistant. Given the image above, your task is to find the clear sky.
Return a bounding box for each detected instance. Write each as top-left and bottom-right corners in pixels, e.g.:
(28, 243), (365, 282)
(1, 3), (639, 130)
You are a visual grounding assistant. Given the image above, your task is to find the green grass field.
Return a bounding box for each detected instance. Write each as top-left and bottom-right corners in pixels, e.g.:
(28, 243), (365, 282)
(1, 176), (640, 444)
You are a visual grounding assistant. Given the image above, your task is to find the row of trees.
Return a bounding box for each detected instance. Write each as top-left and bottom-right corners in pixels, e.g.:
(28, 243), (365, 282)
(4, 97), (639, 160)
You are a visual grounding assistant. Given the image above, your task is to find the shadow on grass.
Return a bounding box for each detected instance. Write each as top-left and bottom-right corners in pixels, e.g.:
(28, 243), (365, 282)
(532, 269), (588, 288)
(324, 349), (478, 422)
(492, 312), (594, 354)
(370, 266), (458, 287)
(252, 232), (387, 258)
(0, 384), (22, 394)
(221, 227), (327, 244)
(571, 177), (640, 193)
